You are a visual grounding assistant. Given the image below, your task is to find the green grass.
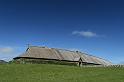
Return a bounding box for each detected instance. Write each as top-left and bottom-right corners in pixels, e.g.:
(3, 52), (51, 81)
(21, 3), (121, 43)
(0, 64), (124, 82)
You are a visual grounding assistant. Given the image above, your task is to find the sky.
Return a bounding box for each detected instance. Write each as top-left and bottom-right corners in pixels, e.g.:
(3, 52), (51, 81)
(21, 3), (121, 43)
(0, 0), (124, 64)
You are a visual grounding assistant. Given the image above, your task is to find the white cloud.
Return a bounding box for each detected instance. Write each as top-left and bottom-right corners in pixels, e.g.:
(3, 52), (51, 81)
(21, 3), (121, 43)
(0, 47), (14, 54)
(72, 30), (98, 38)
(0, 46), (25, 61)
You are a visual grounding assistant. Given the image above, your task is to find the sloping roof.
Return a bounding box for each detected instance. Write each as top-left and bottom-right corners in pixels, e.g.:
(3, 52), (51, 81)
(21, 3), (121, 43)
(19, 47), (62, 60)
(14, 46), (112, 65)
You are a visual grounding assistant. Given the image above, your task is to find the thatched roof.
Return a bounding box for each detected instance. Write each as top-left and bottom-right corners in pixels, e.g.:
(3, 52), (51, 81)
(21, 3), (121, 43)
(14, 46), (112, 65)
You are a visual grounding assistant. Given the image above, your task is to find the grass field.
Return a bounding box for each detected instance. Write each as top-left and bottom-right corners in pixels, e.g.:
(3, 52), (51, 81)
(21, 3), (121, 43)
(0, 64), (124, 82)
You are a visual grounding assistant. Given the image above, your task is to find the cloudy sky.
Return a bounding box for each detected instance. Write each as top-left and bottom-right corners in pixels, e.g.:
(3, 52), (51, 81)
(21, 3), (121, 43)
(0, 0), (124, 64)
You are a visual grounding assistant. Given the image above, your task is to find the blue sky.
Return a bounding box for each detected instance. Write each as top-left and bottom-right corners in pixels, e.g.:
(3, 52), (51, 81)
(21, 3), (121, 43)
(0, 0), (124, 64)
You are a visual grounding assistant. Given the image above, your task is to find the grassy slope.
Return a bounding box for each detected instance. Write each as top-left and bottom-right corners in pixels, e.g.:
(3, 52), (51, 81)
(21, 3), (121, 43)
(0, 64), (124, 82)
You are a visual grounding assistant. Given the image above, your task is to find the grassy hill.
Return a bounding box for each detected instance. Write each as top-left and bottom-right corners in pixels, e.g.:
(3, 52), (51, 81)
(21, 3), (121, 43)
(0, 64), (124, 82)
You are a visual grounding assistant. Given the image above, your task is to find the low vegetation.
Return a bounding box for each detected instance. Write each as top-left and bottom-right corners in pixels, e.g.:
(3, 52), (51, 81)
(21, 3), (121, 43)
(0, 64), (124, 82)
